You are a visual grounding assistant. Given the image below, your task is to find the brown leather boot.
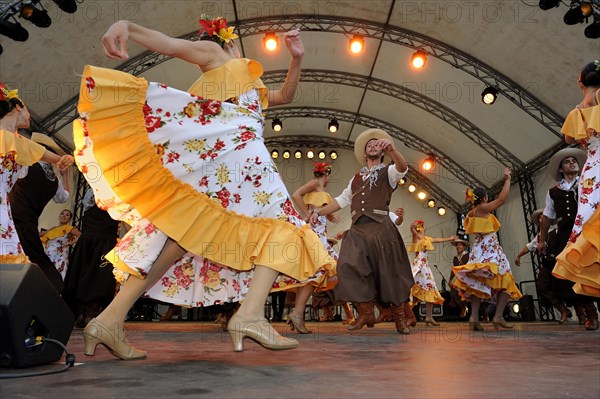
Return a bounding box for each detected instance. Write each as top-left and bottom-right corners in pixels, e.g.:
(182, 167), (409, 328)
(575, 305), (587, 325)
(391, 303), (410, 334)
(583, 304), (599, 331)
(347, 302), (376, 331)
(555, 303), (570, 324)
(374, 303), (393, 323)
(404, 302), (417, 327)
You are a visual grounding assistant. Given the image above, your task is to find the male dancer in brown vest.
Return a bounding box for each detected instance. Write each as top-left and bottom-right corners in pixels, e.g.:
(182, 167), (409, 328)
(311, 129), (415, 334)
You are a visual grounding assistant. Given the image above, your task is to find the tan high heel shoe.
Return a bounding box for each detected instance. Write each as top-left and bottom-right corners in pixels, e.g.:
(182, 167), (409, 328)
(227, 314), (299, 352)
(469, 321), (484, 331)
(83, 318), (147, 360)
(424, 318), (440, 326)
(287, 312), (313, 334)
(492, 318), (514, 329)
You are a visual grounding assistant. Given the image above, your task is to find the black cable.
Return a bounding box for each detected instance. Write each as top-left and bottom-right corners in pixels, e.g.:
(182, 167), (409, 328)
(0, 337), (75, 379)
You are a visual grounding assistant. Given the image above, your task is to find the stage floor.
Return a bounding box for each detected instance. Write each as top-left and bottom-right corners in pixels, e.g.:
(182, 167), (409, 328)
(1, 320), (599, 398)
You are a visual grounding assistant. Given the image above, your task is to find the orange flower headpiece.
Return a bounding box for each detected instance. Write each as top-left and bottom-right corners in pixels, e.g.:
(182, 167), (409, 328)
(414, 219), (425, 232)
(313, 162), (332, 176)
(198, 14), (238, 45)
(0, 82), (20, 103)
(465, 188), (477, 204)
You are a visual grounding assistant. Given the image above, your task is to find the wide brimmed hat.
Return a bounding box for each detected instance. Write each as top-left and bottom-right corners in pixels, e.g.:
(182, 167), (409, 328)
(530, 209), (544, 227)
(354, 128), (393, 166)
(450, 238), (470, 247)
(31, 132), (66, 156)
(547, 147), (586, 181)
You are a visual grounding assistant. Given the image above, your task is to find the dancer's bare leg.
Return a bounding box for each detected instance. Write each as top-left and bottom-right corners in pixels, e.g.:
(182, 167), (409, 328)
(235, 265), (279, 320)
(96, 238), (186, 329)
(291, 285), (315, 318)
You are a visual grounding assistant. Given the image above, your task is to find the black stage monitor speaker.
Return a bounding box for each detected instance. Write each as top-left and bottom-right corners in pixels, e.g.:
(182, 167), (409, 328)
(0, 264), (74, 368)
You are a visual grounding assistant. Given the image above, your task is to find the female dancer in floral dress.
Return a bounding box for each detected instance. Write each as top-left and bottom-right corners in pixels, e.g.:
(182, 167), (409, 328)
(451, 168), (522, 331)
(407, 220), (457, 326)
(77, 17), (334, 360)
(41, 209), (80, 279)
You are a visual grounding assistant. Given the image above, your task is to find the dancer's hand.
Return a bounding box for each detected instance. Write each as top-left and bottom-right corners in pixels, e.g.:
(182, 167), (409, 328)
(284, 30), (304, 59)
(57, 155), (74, 170)
(514, 256), (521, 266)
(327, 213), (340, 223)
(102, 21), (130, 60)
(503, 167), (512, 180)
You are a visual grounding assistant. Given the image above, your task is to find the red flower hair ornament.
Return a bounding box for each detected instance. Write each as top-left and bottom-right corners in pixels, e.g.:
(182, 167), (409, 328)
(198, 14), (238, 46)
(313, 162), (332, 176)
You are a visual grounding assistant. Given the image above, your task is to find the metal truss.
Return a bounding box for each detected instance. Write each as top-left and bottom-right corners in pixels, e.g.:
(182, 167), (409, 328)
(238, 15), (563, 138)
(265, 135), (461, 212)
(40, 14), (562, 140)
(268, 106), (483, 189)
(72, 172), (88, 230)
(264, 69), (524, 170)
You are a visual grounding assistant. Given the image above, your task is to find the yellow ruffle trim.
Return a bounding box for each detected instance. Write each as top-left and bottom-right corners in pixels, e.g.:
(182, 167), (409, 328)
(407, 237), (434, 253)
(553, 209), (600, 298)
(303, 191), (333, 207)
(451, 262), (522, 300)
(41, 225), (74, 245)
(187, 58), (269, 110)
(0, 253), (30, 264)
(410, 284), (444, 304)
(561, 105), (600, 140)
(75, 65), (335, 282)
(464, 214), (501, 234)
(1, 129), (46, 166)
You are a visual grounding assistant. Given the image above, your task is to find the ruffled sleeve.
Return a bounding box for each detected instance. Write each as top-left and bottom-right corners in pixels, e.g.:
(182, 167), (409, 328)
(561, 106), (600, 140)
(187, 58), (269, 109)
(41, 225), (74, 245)
(407, 236), (435, 253)
(464, 214), (501, 234)
(303, 191), (333, 207)
(1, 129), (46, 166)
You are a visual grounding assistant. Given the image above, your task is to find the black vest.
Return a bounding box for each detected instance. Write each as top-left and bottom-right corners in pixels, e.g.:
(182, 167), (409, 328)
(546, 186), (577, 256)
(9, 163), (59, 224)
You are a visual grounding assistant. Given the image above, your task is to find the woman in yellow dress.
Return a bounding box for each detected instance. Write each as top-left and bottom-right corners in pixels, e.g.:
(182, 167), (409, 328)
(553, 60), (600, 306)
(0, 84), (73, 265)
(289, 162), (339, 333)
(407, 220), (457, 326)
(77, 17), (334, 359)
(451, 168), (522, 331)
(41, 209), (81, 280)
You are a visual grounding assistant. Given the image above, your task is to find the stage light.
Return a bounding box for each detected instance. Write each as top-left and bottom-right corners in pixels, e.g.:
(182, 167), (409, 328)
(271, 150), (279, 159)
(0, 20), (29, 41)
(437, 207), (447, 216)
(564, 6), (587, 25)
(512, 303), (520, 314)
(264, 32), (278, 51)
(328, 118), (339, 133)
(318, 150), (326, 159)
(538, 0), (560, 10)
(417, 191), (427, 200)
(349, 34), (364, 54)
(20, 3), (51, 28)
(581, 2), (594, 18)
(329, 150), (338, 160)
(411, 50), (428, 69)
(427, 199), (436, 208)
(282, 150), (290, 159)
(408, 184), (416, 193)
(307, 150), (315, 159)
(585, 21), (600, 38)
(481, 87), (498, 105)
(294, 150), (302, 159)
(53, 0), (77, 13)
(398, 178), (406, 186)
(422, 156), (435, 171)
(271, 118), (282, 132)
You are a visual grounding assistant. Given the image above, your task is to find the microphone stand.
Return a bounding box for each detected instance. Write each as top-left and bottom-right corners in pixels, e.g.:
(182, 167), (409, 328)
(433, 265), (448, 292)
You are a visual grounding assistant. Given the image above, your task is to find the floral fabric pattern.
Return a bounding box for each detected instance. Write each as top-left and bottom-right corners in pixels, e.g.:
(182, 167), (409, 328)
(44, 232), (72, 279)
(0, 151), (27, 261)
(570, 132), (599, 242)
(410, 242), (443, 303)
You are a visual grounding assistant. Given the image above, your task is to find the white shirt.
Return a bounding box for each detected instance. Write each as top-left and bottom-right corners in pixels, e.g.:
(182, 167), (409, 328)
(335, 164), (408, 208)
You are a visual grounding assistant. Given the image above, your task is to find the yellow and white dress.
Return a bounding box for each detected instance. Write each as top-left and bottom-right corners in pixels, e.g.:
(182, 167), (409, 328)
(0, 129), (45, 263)
(451, 214), (522, 301)
(407, 237), (444, 304)
(553, 91), (600, 297)
(41, 224), (76, 279)
(73, 61), (335, 307)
